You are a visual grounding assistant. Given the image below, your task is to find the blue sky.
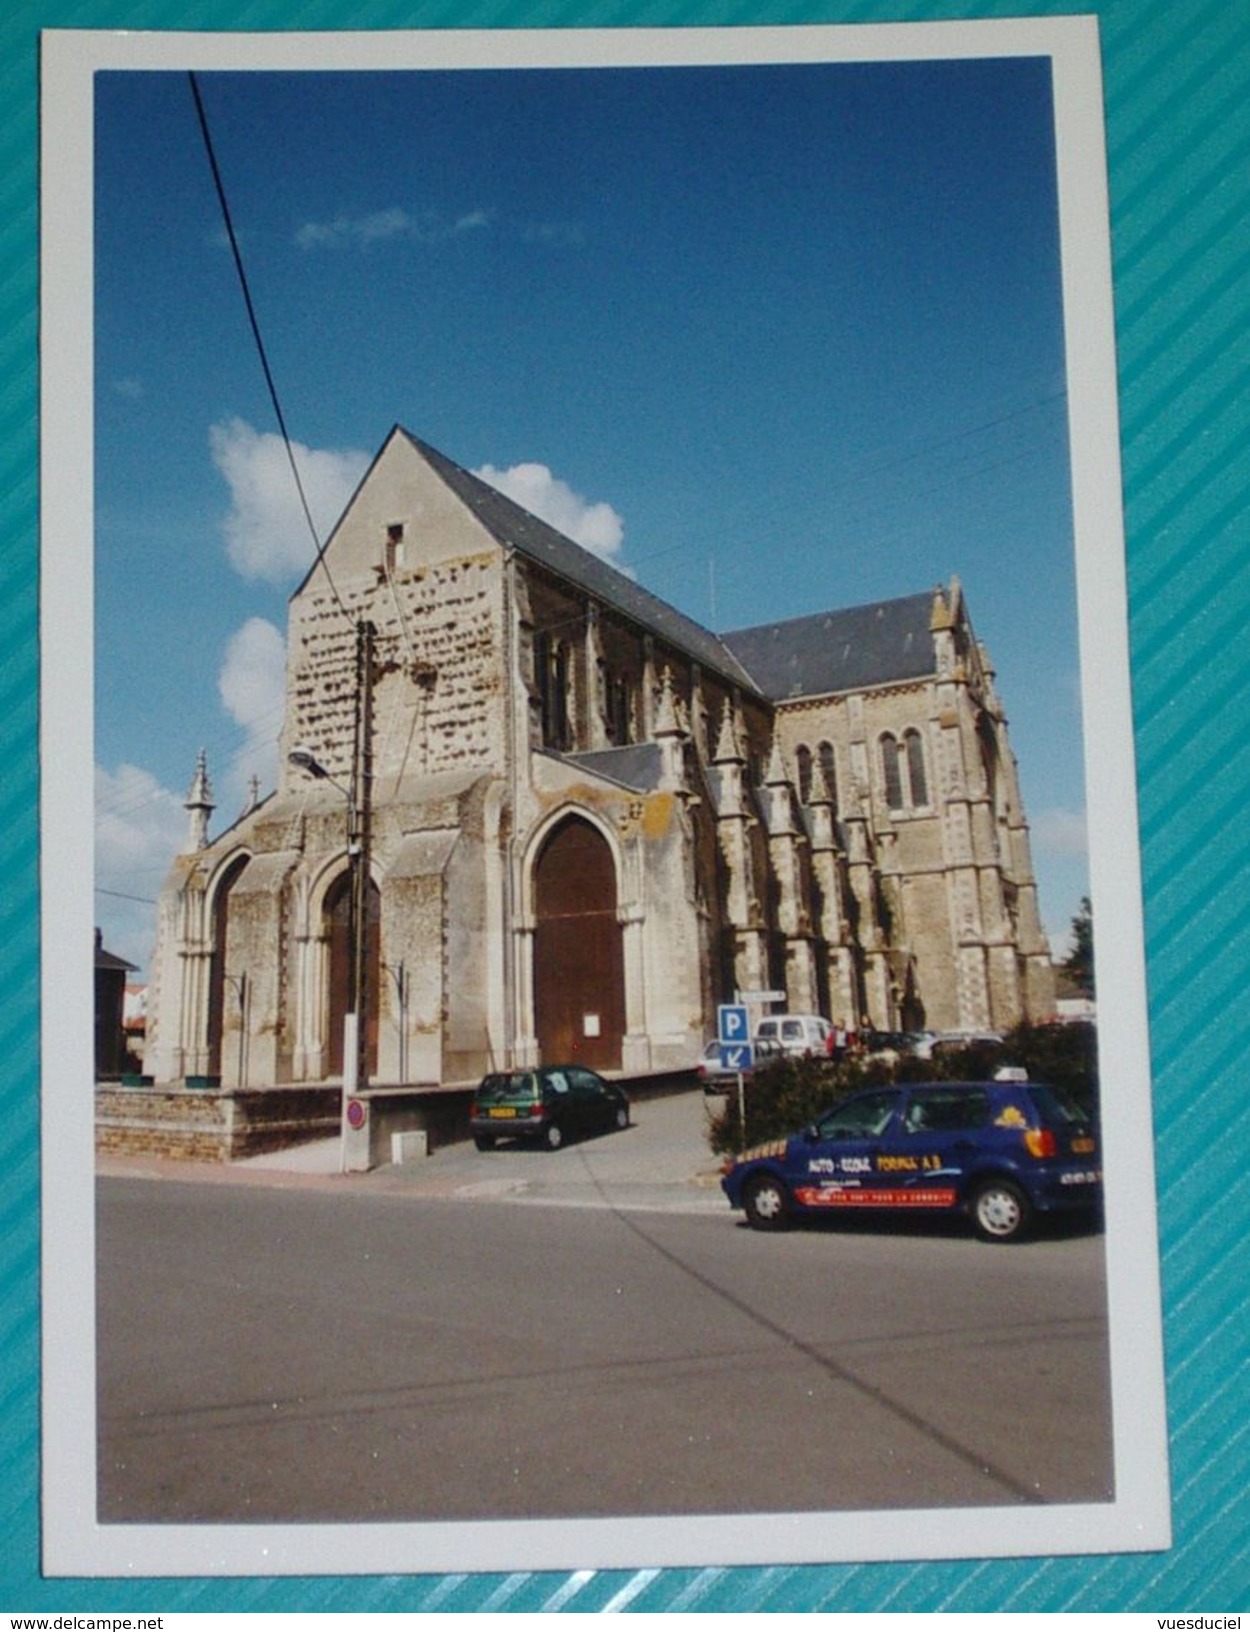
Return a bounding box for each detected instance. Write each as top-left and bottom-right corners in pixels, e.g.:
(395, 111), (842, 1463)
(93, 52), (1088, 973)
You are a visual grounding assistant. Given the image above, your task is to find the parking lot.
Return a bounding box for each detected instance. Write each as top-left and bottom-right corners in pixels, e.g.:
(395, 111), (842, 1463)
(203, 1079), (730, 1211)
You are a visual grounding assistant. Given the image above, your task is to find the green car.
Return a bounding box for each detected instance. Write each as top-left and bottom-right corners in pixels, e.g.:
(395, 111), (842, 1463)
(469, 1065), (631, 1151)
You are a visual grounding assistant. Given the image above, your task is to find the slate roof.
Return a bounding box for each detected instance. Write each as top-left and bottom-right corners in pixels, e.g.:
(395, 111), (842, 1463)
(401, 431), (762, 696)
(557, 742), (664, 794)
(721, 592), (938, 701)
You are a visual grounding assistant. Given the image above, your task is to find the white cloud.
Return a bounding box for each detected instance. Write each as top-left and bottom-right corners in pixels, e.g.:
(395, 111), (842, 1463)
(474, 461), (628, 569)
(92, 619), (288, 973)
(210, 417), (370, 585)
(94, 762), (190, 974)
(295, 207), (490, 250)
(218, 617), (288, 806)
(1029, 806), (1090, 860)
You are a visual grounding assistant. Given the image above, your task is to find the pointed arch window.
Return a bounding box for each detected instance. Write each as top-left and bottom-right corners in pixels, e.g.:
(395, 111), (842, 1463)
(608, 673), (632, 745)
(880, 734), (904, 810)
(796, 744), (813, 803)
(882, 729), (930, 812)
(818, 740), (838, 813)
(535, 631), (572, 751)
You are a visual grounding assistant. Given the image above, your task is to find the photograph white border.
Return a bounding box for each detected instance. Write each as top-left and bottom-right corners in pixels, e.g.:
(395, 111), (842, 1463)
(40, 16), (1169, 1576)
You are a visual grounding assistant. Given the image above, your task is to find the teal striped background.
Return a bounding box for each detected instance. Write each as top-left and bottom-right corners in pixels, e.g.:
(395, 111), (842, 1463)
(5, 0), (1246, 1612)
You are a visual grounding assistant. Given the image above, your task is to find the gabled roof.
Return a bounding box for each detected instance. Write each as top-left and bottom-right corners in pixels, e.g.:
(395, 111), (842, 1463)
(721, 592), (938, 701)
(399, 430), (762, 696)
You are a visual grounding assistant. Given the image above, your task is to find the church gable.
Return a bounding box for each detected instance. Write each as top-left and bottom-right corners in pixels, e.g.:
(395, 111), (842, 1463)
(294, 425), (508, 596)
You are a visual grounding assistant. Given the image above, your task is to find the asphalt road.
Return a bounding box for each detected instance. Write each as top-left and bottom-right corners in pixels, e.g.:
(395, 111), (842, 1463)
(96, 1091), (1113, 1526)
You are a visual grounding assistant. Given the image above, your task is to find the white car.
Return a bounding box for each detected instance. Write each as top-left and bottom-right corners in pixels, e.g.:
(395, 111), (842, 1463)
(754, 1013), (832, 1058)
(912, 1029), (1004, 1060)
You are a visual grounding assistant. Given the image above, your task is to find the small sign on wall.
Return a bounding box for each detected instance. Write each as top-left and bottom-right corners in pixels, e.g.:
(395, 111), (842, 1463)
(583, 1013), (601, 1038)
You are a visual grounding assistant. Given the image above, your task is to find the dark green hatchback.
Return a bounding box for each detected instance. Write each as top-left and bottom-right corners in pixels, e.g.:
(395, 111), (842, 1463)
(469, 1065), (631, 1151)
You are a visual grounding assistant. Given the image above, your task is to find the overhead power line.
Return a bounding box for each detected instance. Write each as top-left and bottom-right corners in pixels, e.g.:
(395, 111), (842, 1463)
(187, 71), (350, 625)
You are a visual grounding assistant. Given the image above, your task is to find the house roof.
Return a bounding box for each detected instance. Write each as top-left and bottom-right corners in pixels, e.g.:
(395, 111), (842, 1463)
(400, 430), (762, 696)
(720, 592), (938, 701)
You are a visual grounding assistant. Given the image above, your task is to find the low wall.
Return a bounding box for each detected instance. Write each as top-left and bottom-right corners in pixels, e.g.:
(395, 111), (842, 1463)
(95, 1084), (341, 1162)
(342, 1086), (477, 1172)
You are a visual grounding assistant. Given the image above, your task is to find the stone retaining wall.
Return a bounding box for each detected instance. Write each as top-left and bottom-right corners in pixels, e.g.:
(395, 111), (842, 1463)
(95, 1085), (341, 1162)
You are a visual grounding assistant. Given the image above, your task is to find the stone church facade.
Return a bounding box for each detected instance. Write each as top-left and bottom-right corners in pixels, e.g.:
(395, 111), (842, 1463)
(145, 426), (1054, 1089)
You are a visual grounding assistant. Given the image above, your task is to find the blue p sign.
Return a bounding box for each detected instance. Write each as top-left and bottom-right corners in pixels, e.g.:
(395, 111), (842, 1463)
(718, 1004), (749, 1044)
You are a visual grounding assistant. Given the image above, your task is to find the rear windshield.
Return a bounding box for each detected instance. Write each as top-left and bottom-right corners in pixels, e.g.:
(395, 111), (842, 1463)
(476, 1072), (541, 1103)
(1025, 1083), (1089, 1127)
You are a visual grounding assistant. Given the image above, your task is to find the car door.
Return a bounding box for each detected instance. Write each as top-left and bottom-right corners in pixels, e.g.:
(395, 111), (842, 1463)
(568, 1067), (608, 1133)
(793, 1089), (903, 1212)
(542, 1067), (576, 1135)
(884, 1086), (994, 1207)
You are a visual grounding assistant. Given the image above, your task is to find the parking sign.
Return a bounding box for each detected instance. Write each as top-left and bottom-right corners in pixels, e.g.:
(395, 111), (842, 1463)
(717, 1004), (749, 1044)
(719, 1041), (754, 1072)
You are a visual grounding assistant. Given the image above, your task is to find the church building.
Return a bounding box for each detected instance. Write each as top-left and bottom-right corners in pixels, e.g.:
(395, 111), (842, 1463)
(144, 426), (1054, 1089)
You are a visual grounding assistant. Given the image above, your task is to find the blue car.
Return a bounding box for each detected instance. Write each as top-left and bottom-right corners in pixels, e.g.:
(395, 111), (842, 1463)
(721, 1079), (1101, 1242)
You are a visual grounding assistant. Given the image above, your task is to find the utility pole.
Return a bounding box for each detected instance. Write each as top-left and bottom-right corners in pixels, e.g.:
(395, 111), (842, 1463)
(344, 619), (376, 1104)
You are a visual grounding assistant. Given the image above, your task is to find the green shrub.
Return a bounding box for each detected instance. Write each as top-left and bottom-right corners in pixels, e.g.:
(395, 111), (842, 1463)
(903, 1024), (1098, 1115)
(999, 1021), (1100, 1118)
(705, 1021), (1100, 1154)
(707, 1054), (888, 1155)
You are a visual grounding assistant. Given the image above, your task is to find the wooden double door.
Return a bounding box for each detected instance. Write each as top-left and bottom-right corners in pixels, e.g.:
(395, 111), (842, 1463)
(533, 818), (625, 1072)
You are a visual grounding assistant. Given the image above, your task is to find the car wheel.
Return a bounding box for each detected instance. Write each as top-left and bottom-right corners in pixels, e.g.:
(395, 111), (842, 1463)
(472, 1134), (494, 1152)
(971, 1178), (1031, 1242)
(543, 1121), (564, 1151)
(743, 1172), (792, 1231)
(613, 1104), (629, 1132)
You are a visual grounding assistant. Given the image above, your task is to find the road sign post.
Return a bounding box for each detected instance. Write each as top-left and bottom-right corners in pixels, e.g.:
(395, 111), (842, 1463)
(717, 1006), (754, 1151)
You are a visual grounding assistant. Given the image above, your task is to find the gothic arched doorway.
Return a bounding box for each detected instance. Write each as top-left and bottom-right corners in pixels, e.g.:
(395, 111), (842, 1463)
(533, 818), (624, 1070)
(324, 871), (381, 1078)
(206, 855), (249, 1080)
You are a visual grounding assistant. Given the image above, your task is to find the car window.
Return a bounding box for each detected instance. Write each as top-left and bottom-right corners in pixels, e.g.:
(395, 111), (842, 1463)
(1025, 1083), (1088, 1127)
(545, 1070), (570, 1095)
(782, 1021), (802, 1039)
(902, 1088), (991, 1133)
(757, 1021), (778, 1039)
(477, 1072), (536, 1102)
(816, 1091), (900, 1139)
(569, 1068), (603, 1096)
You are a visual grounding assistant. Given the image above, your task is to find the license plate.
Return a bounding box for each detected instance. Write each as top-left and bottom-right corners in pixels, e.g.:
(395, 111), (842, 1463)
(488, 1107), (518, 1119)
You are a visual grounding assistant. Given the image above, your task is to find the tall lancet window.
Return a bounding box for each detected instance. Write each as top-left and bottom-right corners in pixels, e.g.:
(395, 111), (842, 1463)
(904, 729), (929, 807)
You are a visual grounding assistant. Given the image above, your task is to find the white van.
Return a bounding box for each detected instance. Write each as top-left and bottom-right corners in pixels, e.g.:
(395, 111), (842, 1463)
(754, 1013), (832, 1058)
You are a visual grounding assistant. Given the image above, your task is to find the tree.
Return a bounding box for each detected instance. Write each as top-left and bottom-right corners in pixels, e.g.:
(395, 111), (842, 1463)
(1063, 896), (1095, 997)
